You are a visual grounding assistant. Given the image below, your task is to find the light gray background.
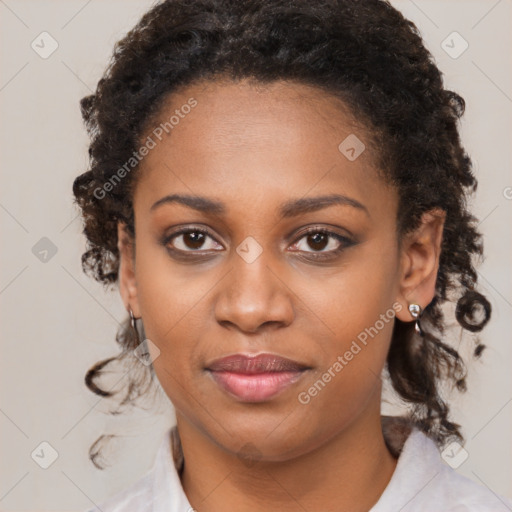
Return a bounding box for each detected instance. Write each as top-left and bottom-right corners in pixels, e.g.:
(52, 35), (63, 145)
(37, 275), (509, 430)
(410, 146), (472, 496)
(1, 0), (511, 510)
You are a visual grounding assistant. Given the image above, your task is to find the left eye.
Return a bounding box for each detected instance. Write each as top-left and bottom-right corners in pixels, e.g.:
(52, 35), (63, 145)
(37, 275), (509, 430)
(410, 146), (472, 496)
(289, 230), (347, 253)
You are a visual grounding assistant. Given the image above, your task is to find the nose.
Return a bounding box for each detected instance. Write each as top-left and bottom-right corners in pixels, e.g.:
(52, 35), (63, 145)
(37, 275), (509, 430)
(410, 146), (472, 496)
(214, 249), (295, 334)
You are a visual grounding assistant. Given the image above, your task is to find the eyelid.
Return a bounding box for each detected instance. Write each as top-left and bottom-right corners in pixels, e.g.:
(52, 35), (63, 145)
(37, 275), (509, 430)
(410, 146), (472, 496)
(289, 225), (354, 242)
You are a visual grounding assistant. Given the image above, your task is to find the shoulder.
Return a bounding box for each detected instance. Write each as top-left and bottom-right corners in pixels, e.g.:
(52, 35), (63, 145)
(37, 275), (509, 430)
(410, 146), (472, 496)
(373, 425), (512, 512)
(82, 427), (191, 512)
(429, 462), (512, 511)
(83, 471), (153, 512)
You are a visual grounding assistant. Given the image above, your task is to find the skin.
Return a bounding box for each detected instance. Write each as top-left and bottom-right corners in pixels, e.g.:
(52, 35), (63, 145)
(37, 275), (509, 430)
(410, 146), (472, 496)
(117, 78), (445, 512)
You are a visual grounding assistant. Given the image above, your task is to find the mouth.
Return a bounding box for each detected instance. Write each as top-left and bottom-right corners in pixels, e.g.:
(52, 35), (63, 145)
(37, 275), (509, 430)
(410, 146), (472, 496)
(205, 353), (310, 402)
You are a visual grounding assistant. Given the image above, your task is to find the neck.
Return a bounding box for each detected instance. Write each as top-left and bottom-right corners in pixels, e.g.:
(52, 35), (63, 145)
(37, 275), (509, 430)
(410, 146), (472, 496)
(176, 399), (400, 512)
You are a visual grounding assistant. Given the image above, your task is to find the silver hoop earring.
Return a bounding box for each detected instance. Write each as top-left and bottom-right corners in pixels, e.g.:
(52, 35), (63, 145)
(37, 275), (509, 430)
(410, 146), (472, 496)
(128, 306), (140, 341)
(127, 309), (153, 367)
(408, 303), (424, 336)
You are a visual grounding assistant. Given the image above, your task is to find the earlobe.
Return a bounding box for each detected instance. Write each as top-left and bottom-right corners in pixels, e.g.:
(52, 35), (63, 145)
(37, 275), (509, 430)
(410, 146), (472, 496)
(394, 209), (446, 322)
(117, 222), (141, 317)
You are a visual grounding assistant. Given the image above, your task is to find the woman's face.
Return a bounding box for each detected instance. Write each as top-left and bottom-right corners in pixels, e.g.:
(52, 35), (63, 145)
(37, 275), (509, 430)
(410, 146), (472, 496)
(119, 79), (413, 460)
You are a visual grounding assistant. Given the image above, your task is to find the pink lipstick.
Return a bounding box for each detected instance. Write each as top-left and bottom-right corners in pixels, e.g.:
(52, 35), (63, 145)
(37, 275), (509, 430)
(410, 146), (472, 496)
(206, 353), (309, 402)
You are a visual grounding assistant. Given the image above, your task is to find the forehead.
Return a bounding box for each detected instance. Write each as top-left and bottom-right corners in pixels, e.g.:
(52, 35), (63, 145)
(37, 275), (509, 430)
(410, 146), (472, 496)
(133, 78), (395, 220)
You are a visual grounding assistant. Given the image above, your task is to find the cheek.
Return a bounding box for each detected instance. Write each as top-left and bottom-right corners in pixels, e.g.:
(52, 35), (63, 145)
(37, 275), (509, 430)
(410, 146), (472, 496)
(300, 238), (400, 391)
(134, 229), (209, 324)
(308, 239), (399, 342)
(133, 238), (210, 370)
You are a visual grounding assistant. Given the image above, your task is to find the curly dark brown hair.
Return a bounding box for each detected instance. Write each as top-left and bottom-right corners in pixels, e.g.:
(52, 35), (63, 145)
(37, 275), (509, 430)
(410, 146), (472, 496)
(73, 0), (492, 468)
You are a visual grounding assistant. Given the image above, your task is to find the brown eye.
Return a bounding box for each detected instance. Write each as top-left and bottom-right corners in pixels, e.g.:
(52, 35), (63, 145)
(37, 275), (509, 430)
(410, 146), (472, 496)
(166, 228), (223, 252)
(305, 232), (329, 251)
(182, 231), (206, 250)
(290, 230), (346, 254)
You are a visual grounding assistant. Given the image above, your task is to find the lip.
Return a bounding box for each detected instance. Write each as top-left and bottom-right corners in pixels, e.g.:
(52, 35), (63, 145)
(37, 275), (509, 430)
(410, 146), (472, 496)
(206, 353), (309, 402)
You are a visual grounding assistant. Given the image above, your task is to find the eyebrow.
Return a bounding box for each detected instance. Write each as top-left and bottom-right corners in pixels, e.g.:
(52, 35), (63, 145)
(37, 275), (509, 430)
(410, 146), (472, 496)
(150, 193), (369, 218)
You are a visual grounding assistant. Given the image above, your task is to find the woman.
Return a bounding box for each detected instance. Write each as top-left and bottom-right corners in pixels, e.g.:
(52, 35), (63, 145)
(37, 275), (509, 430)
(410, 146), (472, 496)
(73, 0), (511, 510)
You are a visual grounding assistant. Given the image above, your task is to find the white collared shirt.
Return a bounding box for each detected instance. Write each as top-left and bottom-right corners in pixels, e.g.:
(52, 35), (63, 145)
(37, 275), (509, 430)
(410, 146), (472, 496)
(85, 426), (512, 511)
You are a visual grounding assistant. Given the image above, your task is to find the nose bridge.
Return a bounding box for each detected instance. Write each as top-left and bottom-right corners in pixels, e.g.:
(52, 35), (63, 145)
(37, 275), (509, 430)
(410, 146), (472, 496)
(214, 238), (294, 332)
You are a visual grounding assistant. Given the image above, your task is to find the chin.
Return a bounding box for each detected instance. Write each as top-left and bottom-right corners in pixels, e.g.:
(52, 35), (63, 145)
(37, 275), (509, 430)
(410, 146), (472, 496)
(203, 411), (322, 462)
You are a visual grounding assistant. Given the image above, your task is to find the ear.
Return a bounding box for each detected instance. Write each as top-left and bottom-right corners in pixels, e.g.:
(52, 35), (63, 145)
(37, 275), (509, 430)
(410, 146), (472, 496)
(394, 208), (446, 323)
(117, 222), (141, 317)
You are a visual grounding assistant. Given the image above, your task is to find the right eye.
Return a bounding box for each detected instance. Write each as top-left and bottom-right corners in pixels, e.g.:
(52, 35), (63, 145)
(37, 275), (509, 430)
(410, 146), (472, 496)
(163, 227), (224, 253)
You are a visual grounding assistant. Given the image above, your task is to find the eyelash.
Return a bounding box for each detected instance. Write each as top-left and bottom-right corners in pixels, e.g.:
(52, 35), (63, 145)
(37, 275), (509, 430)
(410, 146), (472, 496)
(161, 226), (355, 262)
